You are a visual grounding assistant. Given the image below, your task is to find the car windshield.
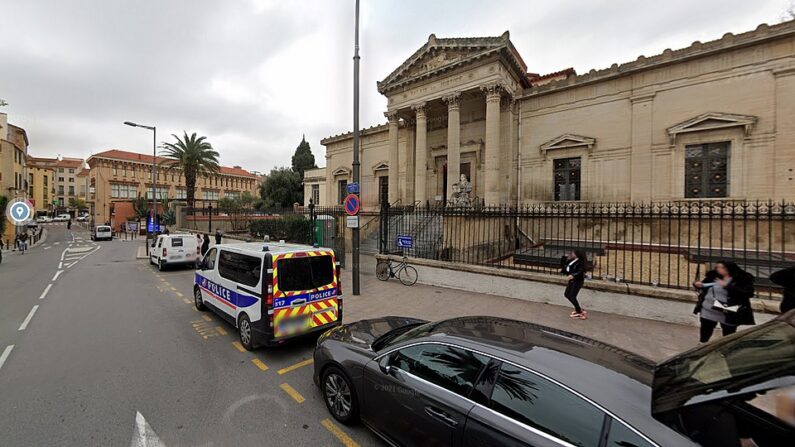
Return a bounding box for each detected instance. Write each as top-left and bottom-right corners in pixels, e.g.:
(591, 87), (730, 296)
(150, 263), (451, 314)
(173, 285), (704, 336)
(373, 321), (436, 351)
(653, 319), (795, 414)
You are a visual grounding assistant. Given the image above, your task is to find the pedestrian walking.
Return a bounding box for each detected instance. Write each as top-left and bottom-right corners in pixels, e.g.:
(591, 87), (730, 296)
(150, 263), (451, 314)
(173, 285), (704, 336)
(163, 227), (170, 235)
(18, 232), (28, 254)
(561, 250), (588, 320)
(769, 266), (795, 314)
(215, 229), (222, 245)
(201, 234), (210, 256)
(693, 261), (755, 343)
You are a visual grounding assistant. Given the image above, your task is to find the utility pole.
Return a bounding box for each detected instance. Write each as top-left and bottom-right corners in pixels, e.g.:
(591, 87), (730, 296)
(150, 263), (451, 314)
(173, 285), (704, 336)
(351, 0), (361, 295)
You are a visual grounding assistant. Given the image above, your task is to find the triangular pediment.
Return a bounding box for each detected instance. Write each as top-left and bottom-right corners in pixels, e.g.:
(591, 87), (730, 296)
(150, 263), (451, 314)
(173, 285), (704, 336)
(331, 166), (351, 177)
(667, 112), (757, 143)
(540, 134), (596, 154)
(377, 32), (528, 94)
(372, 160), (389, 172)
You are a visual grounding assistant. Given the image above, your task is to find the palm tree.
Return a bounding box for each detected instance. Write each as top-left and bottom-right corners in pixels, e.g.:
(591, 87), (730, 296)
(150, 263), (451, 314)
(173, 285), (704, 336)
(160, 132), (220, 211)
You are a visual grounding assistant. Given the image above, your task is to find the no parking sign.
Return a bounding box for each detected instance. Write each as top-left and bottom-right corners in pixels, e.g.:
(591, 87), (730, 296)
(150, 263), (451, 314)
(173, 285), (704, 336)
(344, 194), (360, 216)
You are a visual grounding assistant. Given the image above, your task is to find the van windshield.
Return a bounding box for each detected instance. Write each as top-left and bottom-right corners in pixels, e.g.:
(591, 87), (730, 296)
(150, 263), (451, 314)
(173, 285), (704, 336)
(277, 255), (334, 292)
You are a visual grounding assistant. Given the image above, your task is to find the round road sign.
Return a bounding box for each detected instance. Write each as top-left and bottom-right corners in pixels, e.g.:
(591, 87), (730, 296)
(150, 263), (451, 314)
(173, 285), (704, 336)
(344, 194), (360, 216)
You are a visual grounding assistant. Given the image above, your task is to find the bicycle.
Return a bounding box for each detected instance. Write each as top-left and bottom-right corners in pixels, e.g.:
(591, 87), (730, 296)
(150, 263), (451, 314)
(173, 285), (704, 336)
(376, 256), (418, 286)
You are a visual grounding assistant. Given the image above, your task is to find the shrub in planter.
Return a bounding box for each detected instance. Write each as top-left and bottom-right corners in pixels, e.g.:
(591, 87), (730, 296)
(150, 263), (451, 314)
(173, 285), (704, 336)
(249, 215), (311, 244)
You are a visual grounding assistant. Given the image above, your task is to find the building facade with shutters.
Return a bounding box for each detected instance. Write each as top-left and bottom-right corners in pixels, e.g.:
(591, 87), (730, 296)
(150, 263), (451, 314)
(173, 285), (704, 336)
(309, 20), (795, 209)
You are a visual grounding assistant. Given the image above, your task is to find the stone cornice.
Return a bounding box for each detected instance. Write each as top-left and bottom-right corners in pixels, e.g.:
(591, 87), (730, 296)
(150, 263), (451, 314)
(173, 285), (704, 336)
(520, 20), (795, 98)
(321, 123), (389, 146)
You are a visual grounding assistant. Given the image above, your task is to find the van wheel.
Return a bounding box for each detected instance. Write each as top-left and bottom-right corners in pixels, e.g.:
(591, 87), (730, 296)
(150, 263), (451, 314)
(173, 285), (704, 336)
(158, 260), (165, 271)
(322, 367), (359, 424)
(194, 288), (207, 311)
(239, 314), (255, 351)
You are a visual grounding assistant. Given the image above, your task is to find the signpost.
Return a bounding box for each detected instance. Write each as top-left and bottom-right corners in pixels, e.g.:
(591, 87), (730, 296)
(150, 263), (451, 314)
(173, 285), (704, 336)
(346, 215), (359, 228)
(396, 235), (413, 249)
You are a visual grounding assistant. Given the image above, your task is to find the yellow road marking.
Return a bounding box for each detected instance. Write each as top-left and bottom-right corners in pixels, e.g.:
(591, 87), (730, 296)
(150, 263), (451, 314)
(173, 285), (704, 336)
(202, 315), (212, 322)
(191, 307), (198, 312)
(175, 291), (184, 297)
(277, 358), (314, 375)
(280, 383), (304, 403)
(216, 326), (228, 336)
(182, 298), (191, 304)
(232, 341), (246, 352)
(252, 358), (269, 371)
(321, 418), (360, 447)
(170, 286), (178, 292)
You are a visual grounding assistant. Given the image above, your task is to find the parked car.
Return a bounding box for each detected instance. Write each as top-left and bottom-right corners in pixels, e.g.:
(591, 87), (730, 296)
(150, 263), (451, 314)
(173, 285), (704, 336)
(150, 234), (198, 271)
(53, 214), (71, 222)
(313, 314), (795, 447)
(36, 216), (53, 223)
(76, 215), (89, 222)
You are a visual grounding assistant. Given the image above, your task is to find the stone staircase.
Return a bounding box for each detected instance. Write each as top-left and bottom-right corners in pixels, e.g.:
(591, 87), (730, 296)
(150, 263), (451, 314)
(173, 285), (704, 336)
(362, 211), (443, 259)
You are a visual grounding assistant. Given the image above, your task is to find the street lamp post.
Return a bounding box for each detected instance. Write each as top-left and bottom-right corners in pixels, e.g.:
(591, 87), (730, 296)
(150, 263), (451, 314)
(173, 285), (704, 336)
(208, 204), (213, 233)
(124, 121), (157, 255)
(351, 0), (361, 295)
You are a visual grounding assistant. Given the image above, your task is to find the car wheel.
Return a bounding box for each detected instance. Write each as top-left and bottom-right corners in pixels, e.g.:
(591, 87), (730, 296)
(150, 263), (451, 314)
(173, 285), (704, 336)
(238, 314), (255, 351)
(194, 288), (207, 311)
(158, 260), (165, 271)
(322, 367), (358, 424)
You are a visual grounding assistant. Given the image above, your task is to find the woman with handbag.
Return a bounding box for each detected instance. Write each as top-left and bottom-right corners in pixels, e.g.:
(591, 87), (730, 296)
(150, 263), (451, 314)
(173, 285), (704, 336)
(561, 250), (588, 320)
(693, 260), (755, 343)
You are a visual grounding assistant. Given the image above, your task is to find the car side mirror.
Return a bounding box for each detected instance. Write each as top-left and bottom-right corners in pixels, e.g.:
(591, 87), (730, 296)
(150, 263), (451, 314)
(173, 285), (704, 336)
(378, 355), (392, 375)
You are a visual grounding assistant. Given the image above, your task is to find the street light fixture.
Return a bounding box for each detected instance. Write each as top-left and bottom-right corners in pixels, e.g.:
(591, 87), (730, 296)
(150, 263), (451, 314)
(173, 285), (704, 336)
(124, 121), (157, 255)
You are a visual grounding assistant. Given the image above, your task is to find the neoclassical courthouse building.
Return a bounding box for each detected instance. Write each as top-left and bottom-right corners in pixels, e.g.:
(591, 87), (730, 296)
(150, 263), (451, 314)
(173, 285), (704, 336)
(305, 19), (795, 209)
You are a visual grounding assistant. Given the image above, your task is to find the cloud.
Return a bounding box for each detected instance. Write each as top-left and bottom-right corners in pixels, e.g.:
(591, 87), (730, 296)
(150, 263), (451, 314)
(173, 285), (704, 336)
(0, 0), (787, 173)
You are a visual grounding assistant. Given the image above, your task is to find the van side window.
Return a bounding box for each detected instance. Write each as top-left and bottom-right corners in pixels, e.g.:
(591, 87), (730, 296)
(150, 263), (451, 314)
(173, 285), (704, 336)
(204, 248), (217, 270)
(488, 363), (605, 446)
(218, 251), (262, 287)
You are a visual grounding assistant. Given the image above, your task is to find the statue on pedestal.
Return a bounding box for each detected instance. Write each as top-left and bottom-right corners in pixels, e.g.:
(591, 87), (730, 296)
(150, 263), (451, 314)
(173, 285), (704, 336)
(448, 174), (472, 208)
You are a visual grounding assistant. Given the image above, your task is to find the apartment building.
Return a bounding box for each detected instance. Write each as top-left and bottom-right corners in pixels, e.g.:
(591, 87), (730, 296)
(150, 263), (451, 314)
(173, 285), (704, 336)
(0, 112), (29, 244)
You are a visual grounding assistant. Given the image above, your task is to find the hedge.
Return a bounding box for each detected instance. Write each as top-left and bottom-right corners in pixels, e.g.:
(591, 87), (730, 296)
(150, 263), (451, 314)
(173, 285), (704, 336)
(249, 215), (311, 244)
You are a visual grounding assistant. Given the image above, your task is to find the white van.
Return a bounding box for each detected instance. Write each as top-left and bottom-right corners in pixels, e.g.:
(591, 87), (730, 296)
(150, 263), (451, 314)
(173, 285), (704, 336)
(194, 242), (342, 350)
(92, 225), (112, 241)
(150, 234), (198, 270)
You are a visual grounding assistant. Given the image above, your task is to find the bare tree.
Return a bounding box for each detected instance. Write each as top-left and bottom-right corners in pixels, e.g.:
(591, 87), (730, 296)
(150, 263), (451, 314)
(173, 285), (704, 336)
(783, 0), (795, 21)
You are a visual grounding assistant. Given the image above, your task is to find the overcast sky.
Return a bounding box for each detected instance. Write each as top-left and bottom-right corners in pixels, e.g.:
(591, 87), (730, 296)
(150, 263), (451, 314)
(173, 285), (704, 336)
(0, 0), (790, 172)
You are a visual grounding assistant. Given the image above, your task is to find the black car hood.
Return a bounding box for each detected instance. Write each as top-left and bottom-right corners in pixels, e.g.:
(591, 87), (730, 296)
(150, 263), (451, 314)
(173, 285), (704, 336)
(327, 316), (427, 350)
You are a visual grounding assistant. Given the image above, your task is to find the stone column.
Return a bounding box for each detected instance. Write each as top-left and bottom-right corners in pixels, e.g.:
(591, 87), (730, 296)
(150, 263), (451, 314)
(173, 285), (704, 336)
(325, 154), (333, 205)
(482, 84), (502, 205)
(385, 111), (399, 204)
(443, 92), (461, 201)
(412, 102), (427, 204)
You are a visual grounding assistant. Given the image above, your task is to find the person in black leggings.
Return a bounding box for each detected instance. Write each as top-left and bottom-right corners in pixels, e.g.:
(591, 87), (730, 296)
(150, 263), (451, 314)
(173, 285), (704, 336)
(562, 250), (588, 320)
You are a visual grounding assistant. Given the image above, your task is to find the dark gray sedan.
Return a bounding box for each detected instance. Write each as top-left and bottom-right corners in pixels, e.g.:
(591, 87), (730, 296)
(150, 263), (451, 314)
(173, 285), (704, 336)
(313, 314), (795, 447)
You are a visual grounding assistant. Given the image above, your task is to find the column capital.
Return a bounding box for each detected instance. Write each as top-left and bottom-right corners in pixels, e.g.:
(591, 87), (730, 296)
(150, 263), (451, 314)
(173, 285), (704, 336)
(481, 82), (504, 100)
(442, 92), (461, 109)
(384, 111), (399, 123)
(411, 102), (427, 115)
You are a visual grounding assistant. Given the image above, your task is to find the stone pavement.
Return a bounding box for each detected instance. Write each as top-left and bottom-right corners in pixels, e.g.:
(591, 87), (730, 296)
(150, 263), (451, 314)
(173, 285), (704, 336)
(342, 255), (699, 362)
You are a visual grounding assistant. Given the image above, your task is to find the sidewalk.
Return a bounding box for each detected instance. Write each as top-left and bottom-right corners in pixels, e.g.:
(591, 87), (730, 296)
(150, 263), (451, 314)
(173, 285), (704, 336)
(342, 254), (698, 362)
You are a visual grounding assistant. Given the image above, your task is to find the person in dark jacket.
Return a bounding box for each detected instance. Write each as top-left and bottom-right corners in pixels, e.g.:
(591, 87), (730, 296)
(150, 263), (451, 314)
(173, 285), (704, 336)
(769, 266), (795, 314)
(561, 250), (588, 320)
(215, 229), (222, 245)
(201, 234), (210, 256)
(693, 260), (755, 343)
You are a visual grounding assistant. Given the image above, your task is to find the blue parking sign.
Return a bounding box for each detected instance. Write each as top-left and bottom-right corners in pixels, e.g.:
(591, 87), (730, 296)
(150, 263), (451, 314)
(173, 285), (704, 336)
(396, 235), (413, 248)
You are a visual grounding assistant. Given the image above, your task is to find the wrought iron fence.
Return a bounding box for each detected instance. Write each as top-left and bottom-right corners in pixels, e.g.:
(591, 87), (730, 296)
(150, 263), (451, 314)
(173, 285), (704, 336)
(380, 200), (795, 300)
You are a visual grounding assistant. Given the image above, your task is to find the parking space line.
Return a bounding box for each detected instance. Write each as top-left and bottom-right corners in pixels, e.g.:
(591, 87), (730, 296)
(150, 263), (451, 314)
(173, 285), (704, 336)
(251, 358), (269, 372)
(232, 341), (246, 352)
(321, 418), (360, 447)
(175, 292), (184, 298)
(202, 315), (212, 322)
(182, 298), (191, 304)
(216, 326), (228, 336)
(0, 345), (14, 371)
(277, 358), (314, 375)
(280, 383), (304, 403)
(18, 305), (40, 331)
(170, 287), (177, 292)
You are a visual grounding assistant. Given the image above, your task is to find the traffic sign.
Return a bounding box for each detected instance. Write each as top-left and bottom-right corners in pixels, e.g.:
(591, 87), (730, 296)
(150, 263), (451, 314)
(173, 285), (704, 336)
(396, 235), (413, 248)
(346, 215), (359, 228)
(346, 182), (359, 194)
(344, 194), (360, 216)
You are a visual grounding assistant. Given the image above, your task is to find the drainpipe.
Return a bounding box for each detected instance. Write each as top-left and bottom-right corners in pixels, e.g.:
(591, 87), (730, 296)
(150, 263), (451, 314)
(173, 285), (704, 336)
(515, 101), (522, 249)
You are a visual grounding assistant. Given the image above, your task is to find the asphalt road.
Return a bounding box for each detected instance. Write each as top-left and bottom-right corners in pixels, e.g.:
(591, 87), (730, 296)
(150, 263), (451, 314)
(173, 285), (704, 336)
(0, 224), (383, 447)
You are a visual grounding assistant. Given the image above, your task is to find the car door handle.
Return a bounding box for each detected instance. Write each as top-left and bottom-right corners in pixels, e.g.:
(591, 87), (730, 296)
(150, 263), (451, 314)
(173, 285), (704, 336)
(424, 406), (458, 427)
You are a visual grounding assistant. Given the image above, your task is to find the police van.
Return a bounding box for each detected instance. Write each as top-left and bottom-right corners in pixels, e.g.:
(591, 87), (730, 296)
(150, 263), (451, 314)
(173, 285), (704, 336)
(194, 241), (342, 350)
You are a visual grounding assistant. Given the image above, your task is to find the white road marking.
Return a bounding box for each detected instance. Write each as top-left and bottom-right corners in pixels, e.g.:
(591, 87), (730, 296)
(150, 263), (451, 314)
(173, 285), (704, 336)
(130, 411), (165, 447)
(58, 262), (63, 269)
(0, 345), (14, 371)
(39, 283), (53, 300)
(18, 305), (39, 331)
(64, 262), (77, 269)
(53, 242), (60, 245)
(52, 270), (63, 281)
(44, 246), (51, 250)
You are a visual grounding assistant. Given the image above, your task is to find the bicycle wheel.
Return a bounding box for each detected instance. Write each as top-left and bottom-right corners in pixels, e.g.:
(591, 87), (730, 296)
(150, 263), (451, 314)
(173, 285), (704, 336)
(398, 265), (418, 286)
(376, 261), (390, 281)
